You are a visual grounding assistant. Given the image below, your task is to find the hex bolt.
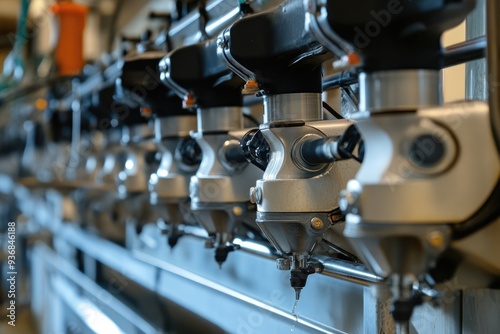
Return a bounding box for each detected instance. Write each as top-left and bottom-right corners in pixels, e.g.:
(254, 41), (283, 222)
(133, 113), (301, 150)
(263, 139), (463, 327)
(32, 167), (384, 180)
(249, 187), (262, 204)
(216, 36), (227, 49)
(276, 258), (291, 270)
(338, 188), (359, 214)
(338, 190), (349, 212)
(310, 217), (324, 230)
(232, 206), (243, 216)
(427, 231), (445, 249)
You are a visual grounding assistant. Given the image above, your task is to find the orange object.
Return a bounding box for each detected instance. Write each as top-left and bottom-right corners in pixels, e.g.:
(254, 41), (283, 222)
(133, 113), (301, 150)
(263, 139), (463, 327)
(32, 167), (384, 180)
(35, 98), (48, 110)
(182, 93), (196, 109)
(347, 52), (361, 66)
(242, 79), (260, 95)
(140, 106), (152, 118)
(50, 1), (88, 76)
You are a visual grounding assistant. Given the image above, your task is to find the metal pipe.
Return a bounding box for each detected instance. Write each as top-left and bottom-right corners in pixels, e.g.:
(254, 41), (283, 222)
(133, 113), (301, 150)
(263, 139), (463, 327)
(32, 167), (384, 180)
(180, 226), (382, 286)
(301, 137), (340, 164)
(315, 255), (383, 286)
(444, 35), (486, 67)
(487, 0), (500, 150)
(322, 72), (358, 90)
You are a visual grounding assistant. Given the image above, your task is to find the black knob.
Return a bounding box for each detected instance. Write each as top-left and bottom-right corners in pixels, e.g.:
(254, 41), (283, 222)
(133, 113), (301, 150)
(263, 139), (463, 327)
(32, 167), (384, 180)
(409, 134), (446, 168)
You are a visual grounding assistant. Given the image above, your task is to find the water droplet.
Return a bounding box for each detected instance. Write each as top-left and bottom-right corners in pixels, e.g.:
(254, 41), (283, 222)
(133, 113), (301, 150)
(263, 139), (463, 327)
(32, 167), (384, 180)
(291, 299), (300, 331)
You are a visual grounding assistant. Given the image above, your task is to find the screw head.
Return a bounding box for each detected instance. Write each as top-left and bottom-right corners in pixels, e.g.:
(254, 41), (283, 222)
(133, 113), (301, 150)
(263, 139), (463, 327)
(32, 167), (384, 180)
(249, 187), (262, 204)
(339, 190), (349, 212)
(338, 187), (359, 214)
(216, 37), (226, 49)
(427, 231), (445, 249)
(232, 206), (243, 216)
(310, 217), (324, 230)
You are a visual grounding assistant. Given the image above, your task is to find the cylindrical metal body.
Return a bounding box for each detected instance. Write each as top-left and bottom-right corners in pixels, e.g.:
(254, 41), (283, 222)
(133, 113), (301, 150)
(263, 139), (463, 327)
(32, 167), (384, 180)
(359, 70), (442, 112)
(197, 107), (243, 133)
(263, 93), (322, 123)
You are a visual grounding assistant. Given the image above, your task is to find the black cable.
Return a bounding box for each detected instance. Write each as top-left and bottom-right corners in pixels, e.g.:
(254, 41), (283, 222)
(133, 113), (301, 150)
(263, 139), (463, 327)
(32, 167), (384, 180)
(322, 101), (344, 119)
(452, 179), (500, 240)
(198, 0), (210, 41)
(322, 72), (358, 91)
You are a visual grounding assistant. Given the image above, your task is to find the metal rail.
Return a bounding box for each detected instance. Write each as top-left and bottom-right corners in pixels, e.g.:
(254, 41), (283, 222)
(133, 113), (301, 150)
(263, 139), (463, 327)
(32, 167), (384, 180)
(487, 0), (500, 149)
(32, 243), (161, 334)
(55, 225), (347, 334)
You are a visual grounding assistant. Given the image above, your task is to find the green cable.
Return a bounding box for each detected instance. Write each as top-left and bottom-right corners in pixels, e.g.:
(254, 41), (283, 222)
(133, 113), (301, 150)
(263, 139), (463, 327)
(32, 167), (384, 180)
(0, 0), (31, 91)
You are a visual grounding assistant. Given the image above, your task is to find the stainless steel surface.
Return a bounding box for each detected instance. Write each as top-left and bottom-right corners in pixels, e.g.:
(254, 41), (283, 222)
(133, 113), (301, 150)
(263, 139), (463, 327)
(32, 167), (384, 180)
(359, 70), (442, 112)
(486, 0), (500, 149)
(197, 107), (243, 133)
(150, 115), (199, 203)
(56, 224), (366, 334)
(463, 289), (500, 332)
(350, 102), (499, 224)
(466, 0), (487, 101)
(149, 139), (193, 201)
(263, 93), (323, 123)
(189, 106), (262, 260)
(342, 96), (500, 322)
(31, 243), (161, 334)
(318, 256), (382, 286)
(2, 0), (500, 333)
(43, 223), (486, 334)
(154, 114), (197, 140)
(258, 119), (357, 213)
(363, 290), (396, 334)
(191, 132), (261, 204)
(255, 89), (360, 293)
(116, 124), (157, 196)
(344, 222), (451, 279)
(168, 0), (283, 48)
(255, 119), (358, 262)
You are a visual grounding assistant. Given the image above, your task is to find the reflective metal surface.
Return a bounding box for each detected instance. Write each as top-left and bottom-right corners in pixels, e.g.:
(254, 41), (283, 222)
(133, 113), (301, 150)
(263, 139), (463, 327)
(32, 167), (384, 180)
(359, 70), (442, 112)
(263, 93), (323, 123)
